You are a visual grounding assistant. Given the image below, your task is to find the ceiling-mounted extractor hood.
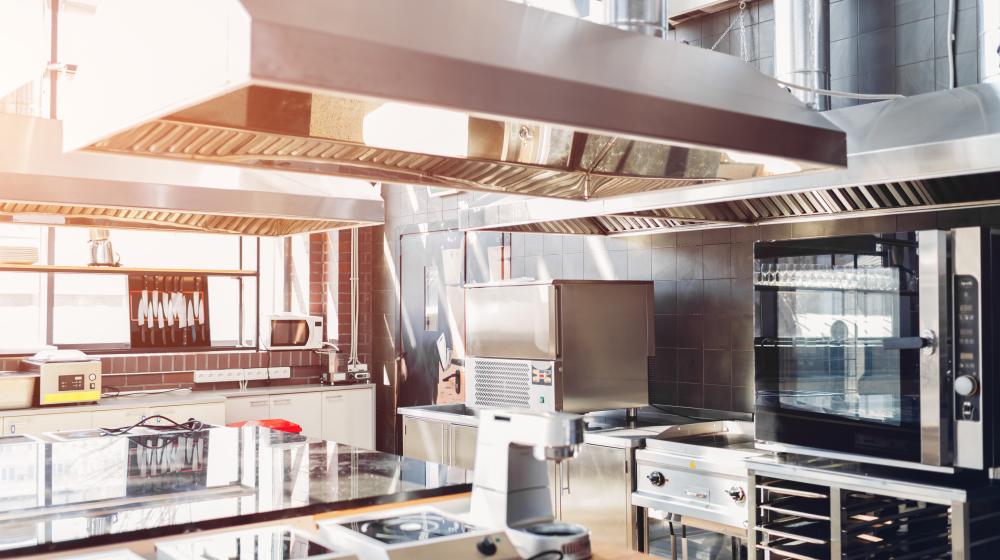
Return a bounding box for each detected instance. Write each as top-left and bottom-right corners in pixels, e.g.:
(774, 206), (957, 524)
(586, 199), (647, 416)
(0, 114), (383, 236)
(64, 0), (846, 202)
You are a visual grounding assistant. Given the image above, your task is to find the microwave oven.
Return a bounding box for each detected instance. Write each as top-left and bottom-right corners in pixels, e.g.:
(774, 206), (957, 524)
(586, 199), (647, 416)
(754, 227), (998, 475)
(263, 314), (324, 351)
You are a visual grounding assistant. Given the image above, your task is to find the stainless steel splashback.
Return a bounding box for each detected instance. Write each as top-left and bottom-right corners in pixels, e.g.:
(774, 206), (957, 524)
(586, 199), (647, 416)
(465, 280), (653, 413)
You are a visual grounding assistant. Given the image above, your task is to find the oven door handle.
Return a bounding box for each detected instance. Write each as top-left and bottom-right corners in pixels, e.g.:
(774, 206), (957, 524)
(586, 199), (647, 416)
(917, 229), (952, 467)
(882, 333), (936, 353)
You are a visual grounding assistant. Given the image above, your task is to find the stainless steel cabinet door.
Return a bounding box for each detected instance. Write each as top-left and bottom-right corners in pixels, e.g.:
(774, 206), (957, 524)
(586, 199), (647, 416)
(401, 417), (450, 465)
(556, 443), (635, 552)
(450, 424), (479, 470)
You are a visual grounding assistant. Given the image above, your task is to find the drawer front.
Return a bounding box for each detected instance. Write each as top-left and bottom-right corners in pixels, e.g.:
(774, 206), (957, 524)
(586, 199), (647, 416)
(92, 408), (152, 430)
(148, 403), (225, 427)
(4, 412), (92, 436)
(225, 396), (271, 424)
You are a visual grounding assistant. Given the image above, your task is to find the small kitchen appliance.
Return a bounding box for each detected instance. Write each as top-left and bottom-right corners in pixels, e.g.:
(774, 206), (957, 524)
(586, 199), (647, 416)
(754, 227), (1000, 475)
(470, 409), (592, 559)
(88, 228), (120, 266)
(465, 280), (653, 413)
(319, 507), (518, 560)
(264, 314), (324, 351)
(19, 350), (101, 405)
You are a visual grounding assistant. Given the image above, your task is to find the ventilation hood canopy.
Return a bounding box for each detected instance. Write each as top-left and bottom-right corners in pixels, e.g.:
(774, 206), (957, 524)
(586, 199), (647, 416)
(460, 82), (1000, 235)
(0, 114), (383, 236)
(64, 0), (846, 202)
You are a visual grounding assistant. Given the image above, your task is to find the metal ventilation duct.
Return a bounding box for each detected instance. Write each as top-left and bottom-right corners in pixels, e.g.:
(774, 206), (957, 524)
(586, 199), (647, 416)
(0, 115), (383, 236)
(774, 0), (831, 111)
(63, 0), (845, 202)
(604, 0), (668, 37)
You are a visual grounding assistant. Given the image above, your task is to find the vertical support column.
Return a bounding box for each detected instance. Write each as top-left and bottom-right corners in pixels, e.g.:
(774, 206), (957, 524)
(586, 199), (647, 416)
(774, 0), (831, 111)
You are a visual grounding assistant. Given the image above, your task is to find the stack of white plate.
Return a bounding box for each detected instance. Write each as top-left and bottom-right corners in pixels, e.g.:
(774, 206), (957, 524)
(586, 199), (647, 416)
(0, 246), (38, 264)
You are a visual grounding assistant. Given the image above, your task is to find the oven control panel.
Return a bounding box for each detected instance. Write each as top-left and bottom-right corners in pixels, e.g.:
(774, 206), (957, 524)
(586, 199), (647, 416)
(954, 275), (980, 421)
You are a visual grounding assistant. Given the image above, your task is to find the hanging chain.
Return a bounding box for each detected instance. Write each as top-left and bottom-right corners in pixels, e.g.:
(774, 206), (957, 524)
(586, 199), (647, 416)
(710, 1), (751, 63)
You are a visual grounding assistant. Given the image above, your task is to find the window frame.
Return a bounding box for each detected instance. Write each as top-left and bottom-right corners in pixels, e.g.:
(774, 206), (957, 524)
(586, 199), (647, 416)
(0, 228), (262, 356)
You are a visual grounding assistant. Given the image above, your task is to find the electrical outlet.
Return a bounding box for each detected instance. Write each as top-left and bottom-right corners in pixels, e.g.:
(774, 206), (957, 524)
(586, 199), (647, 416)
(347, 363), (368, 373)
(268, 367), (291, 380)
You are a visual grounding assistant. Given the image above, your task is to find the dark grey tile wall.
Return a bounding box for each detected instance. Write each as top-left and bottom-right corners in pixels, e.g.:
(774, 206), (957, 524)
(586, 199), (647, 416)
(670, 0), (983, 109)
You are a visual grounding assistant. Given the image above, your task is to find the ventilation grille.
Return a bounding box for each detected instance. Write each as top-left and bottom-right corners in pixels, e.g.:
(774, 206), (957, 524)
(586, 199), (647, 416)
(471, 359), (532, 409)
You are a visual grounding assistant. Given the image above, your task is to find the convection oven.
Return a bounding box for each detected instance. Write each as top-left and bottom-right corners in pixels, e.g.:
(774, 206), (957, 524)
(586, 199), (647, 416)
(754, 227), (998, 474)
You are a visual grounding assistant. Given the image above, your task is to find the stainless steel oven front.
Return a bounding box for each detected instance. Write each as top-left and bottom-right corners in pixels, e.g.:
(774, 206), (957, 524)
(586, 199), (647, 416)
(753, 227), (995, 474)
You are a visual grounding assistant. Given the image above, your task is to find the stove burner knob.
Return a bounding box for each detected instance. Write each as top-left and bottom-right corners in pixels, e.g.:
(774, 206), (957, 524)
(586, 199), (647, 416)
(955, 375), (979, 397)
(726, 486), (746, 503)
(476, 536), (498, 556)
(647, 471), (667, 486)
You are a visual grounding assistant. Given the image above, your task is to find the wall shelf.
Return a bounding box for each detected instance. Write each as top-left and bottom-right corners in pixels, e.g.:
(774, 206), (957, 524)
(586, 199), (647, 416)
(0, 264), (256, 276)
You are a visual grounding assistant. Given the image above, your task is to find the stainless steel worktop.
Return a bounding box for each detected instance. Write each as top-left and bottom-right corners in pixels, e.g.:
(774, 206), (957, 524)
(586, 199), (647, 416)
(0, 425), (467, 558)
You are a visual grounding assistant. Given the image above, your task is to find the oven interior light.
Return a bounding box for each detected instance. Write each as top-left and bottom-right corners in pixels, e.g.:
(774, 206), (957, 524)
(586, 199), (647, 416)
(850, 514), (879, 522)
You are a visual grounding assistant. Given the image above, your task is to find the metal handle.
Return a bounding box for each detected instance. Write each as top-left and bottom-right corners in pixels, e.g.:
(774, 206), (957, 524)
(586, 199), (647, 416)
(917, 230), (951, 466)
(249, 400), (267, 407)
(882, 332), (937, 353)
(684, 490), (707, 499)
(325, 395), (344, 400)
(272, 399), (292, 405)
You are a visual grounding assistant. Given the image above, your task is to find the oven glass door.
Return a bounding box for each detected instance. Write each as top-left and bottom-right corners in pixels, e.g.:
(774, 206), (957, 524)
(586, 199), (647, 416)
(754, 233), (923, 463)
(270, 319), (310, 348)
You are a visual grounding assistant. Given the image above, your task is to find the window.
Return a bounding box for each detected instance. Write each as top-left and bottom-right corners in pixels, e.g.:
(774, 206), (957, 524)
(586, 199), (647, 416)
(0, 225), (259, 354)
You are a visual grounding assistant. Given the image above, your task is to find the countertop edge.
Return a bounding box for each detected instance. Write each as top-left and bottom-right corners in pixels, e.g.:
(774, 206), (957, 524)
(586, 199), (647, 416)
(397, 406), (644, 449)
(0, 384), (375, 417)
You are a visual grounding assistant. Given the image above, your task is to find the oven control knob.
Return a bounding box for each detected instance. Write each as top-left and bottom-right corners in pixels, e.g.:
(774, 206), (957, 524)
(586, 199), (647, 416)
(476, 536), (498, 556)
(647, 471), (667, 486)
(726, 486), (746, 503)
(955, 375), (979, 397)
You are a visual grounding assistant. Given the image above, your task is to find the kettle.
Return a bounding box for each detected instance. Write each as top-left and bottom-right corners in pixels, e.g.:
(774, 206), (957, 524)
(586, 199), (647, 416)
(89, 229), (120, 267)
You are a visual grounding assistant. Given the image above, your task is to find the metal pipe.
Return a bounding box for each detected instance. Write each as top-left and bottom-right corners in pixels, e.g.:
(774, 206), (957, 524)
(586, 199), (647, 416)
(603, 0), (668, 38)
(774, 0), (831, 111)
(981, 0), (1000, 83)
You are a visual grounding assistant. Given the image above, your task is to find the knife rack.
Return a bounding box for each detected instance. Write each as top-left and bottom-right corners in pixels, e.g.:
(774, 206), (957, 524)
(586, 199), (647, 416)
(128, 273), (212, 350)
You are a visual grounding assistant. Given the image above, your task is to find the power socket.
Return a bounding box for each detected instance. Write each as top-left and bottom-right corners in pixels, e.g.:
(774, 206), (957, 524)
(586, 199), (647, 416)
(347, 363), (368, 374)
(267, 367), (291, 380)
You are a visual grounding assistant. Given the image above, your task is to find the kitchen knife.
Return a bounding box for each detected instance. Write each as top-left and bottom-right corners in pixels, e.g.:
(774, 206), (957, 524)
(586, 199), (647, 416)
(188, 298), (196, 343)
(157, 299), (165, 345)
(178, 287), (188, 346)
(138, 277), (148, 344)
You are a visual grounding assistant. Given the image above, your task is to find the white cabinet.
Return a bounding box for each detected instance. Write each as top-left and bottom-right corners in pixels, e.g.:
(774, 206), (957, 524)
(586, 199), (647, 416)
(269, 393), (322, 439)
(225, 396), (271, 424)
(147, 403), (225, 427)
(3, 412), (92, 436)
(321, 389), (375, 449)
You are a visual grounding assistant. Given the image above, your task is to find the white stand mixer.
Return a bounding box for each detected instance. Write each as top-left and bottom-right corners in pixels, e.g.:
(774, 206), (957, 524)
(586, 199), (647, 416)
(469, 410), (592, 560)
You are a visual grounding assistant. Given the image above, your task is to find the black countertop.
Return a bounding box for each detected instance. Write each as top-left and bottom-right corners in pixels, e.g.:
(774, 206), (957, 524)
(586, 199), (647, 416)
(0, 427), (469, 557)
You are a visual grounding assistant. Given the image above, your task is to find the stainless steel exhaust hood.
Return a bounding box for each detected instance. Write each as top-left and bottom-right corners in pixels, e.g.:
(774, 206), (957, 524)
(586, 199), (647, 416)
(0, 114), (383, 236)
(461, 82), (1000, 235)
(63, 0), (846, 202)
